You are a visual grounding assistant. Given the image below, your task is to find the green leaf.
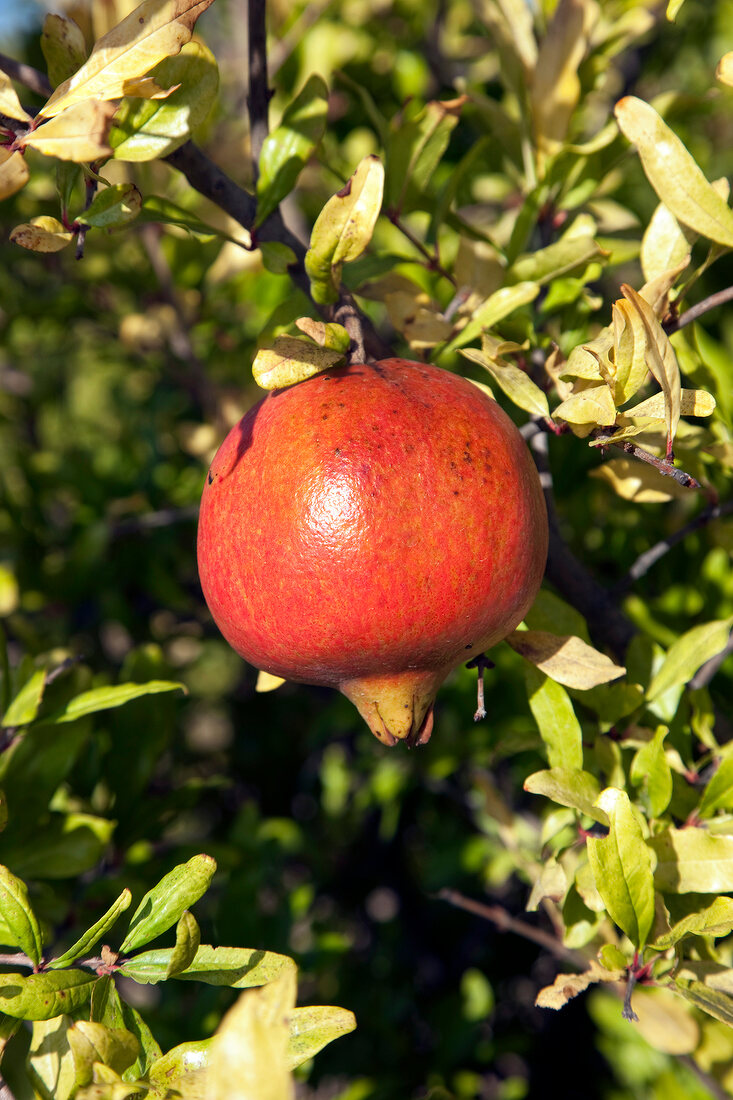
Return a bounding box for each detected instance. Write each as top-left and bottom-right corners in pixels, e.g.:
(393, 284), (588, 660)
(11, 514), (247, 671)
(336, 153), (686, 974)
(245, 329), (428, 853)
(697, 754), (733, 820)
(675, 981), (733, 1027)
(286, 1005), (357, 1070)
(139, 195), (240, 242)
(41, 13), (87, 89)
(259, 241), (297, 273)
(651, 895), (733, 950)
(119, 944), (295, 988)
(647, 617), (733, 702)
(0, 865), (43, 964)
(76, 184), (142, 230)
(48, 889), (132, 969)
(507, 235), (605, 286)
(386, 96), (465, 213)
(28, 1016), (77, 1100)
(0, 970), (95, 1020)
(650, 828), (733, 893)
(46, 679), (185, 724)
(586, 788), (655, 949)
(120, 854), (216, 953)
(89, 977), (162, 1080)
(523, 768), (606, 822)
(305, 156), (385, 304)
(252, 337), (346, 391)
(449, 282), (540, 351)
(111, 40), (219, 162)
(2, 669), (46, 727)
(68, 1021), (139, 1088)
(630, 727), (673, 817)
(165, 910), (200, 978)
(524, 667), (583, 770)
(3, 812), (115, 880)
(460, 347), (550, 418)
(256, 75), (329, 227)
(615, 96), (733, 248)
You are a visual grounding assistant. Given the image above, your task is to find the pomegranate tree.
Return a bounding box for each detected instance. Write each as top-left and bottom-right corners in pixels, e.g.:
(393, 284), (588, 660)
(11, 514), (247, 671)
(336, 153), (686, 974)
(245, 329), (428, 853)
(197, 358), (548, 746)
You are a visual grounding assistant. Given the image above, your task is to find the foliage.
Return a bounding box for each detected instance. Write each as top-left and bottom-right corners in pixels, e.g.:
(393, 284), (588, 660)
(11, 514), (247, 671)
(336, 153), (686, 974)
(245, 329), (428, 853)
(1, 0), (733, 1097)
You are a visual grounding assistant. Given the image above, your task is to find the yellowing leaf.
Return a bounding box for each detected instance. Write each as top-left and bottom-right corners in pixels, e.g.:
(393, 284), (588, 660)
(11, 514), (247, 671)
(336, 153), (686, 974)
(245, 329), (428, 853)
(553, 383), (616, 426)
(39, 0), (216, 120)
(255, 671), (286, 693)
(615, 96), (733, 248)
(294, 319), (351, 353)
(623, 389), (716, 420)
(0, 149), (30, 201)
(536, 960), (621, 1011)
(20, 100), (117, 161)
(10, 217), (74, 253)
(621, 284), (681, 454)
(531, 0), (596, 155)
(630, 987), (700, 1054)
(589, 458), (685, 503)
(640, 202), (693, 284)
(460, 347), (550, 418)
(0, 71), (32, 123)
(507, 631), (625, 689)
(41, 13), (88, 89)
(252, 337), (346, 391)
(305, 156), (385, 305)
(717, 52), (733, 86)
(562, 328), (612, 382)
(384, 291), (452, 350)
(612, 298), (649, 404)
(650, 829), (733, 893)
(451, 282), (540, 351)
(524, 767), (607, 823)
(286, 1006), (357, 1070)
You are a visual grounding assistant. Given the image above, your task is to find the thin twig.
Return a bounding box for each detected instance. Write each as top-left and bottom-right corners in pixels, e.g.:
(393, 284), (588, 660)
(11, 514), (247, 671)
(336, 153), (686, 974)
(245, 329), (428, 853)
(689, 633), (733, 691)
(0, 53), (52, 99)
(386, 209), (456, 285)
(438, 888), (587, 968)
(616, 499), (733, 594)
(613, 438), (700, 489)
(247, 0), (271, 179)
(665, 286), (733, 335)
(0, 953), (33, 968)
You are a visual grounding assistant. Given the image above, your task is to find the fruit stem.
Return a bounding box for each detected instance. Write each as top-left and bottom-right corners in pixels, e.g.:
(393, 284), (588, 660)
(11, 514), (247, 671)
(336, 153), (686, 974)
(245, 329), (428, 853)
(465, 653), (494, 722)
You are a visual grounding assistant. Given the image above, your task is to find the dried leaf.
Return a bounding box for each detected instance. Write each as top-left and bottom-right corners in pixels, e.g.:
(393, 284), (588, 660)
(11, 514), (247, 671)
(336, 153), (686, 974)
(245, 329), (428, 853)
(39, 0), (216, 120)
(535, 960), (620, 1011)
(0, 148), (30, 201)
(253, 337), (346, 391)
(0, 71), (32, 123)
(615, 96), (733, 247)
(553, 383), (616, 426)
(507, 631), (625, 689)
(21, 100), (117, 161)
(621, 284), (681, 454)
(10, 217), (74, 253)
(41, 13), (88, 88)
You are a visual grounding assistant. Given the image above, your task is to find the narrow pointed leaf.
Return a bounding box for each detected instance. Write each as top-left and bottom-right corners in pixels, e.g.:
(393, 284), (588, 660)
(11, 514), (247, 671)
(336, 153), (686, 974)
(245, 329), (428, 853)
(2, 668), (46, 727)
(530, 0), (593, 152)
(675, 982), (733, 1027)
(615, 96), (733, 247)
(165, 910), (200, 978)
(587, 788), (655, 949)
(647, 617), (733, 702)
(48, 889), (132, 969)
(0, 865), (43, 963)
(612, 298), (649, 404)
(451, 282), (539, 350)
(508, 235), (604, 285)
(460, 348), (549, 417)
(287, 1005), (357, 1070)
(120, 854), (216, 952)
(39, 0), (216, 119)
(118, 944), (295, 987)
(46, 679), (185, 724)
(256, 75), (329, 227)
(652, 896), (733, 950)
(524, 666), (583, 770)
(621, 284), (681, 452)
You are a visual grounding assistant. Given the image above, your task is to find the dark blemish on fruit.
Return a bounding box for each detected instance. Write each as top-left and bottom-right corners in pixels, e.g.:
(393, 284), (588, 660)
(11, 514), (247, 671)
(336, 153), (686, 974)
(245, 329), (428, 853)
(465, 643), (473, 649)
(453, 490), (459, 496)
(207, 470), (214, 485)
(322, 414), (329, 420)
(463, 452), (472, 463)
(334, 447), (341, 456)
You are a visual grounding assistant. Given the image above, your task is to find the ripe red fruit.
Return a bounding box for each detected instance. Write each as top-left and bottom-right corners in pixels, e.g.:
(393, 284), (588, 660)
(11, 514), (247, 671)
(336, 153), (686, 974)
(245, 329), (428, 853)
(197, 358), (548, 746)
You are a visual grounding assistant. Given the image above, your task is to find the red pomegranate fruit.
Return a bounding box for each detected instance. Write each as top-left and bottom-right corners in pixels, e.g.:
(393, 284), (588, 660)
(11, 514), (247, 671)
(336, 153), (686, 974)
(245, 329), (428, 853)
(197, 358), (548, 747)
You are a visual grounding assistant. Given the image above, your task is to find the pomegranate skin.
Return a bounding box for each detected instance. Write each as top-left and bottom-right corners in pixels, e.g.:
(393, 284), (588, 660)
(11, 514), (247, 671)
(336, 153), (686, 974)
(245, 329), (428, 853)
(197, 358), (548, 745)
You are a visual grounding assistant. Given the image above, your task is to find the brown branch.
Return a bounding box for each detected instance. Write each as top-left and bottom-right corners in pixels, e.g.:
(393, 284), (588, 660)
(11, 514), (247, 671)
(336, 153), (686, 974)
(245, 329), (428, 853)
(0, 53), (52, 99)
(611, 438), (700, 489)
(689, 632), (733, 691)
(437, 888), (587, 968)
(247, 0), (271, 179)
(386, 208), (456, 285)
(665, 286), (733, 335)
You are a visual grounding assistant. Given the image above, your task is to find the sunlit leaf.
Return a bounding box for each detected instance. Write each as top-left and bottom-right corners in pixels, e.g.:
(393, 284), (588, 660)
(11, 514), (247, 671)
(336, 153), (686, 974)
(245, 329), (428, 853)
(611, 298), (649, 404)
(294, 319), (351, 354)
(67, 1021), (139, 1087)
(287, 1005), (356, 1069)
(256, 75), (329, 227)
(460, 347), (549, 418)
(0, 71), (32, 123)
(507, 631), (626, 689)
(587, 788), (655, 949)
(10, 216), (74, 253)
(0, 148), (30, 201)
(28, 1017), (76, 1100)
(553, 383), (616, 427)
(39, 0), (216, 119)
(622, 389), (715, 420)
(452, 282), (540, 350)
(523, 767), (607, 823)
(165, 910), (201, 978)
(629, 726), (672, 817)
(535, 960), (621, 1010)
(508, 235), (604, 285)
(524, 666), (583, 770)
(111, 40), (219, 161)
(589, 458), (686, 503)
(305, 156), (385, 304)
(0, 970), (95, 1020)
(49, 889), (132, 969)
(647, 616), (733, 702)
(20, 99), (117, 161)
(651, 895), (733, 950)
(0, 865), (43, 964)
(697, 754), (733, 820)
(77, 184), (142, 228)
(629, 986), (699, 1054)
(41, 13), (88, 88)
(46, 679), (185, 723)
(650, 828), (733, 893)
(253, 337), (345, 391)
(675, 982), (733, 1028)
(621, 284), (681, 454)
(530, 0), (594, 154)
(120, 944), (296, 987)
(255, 670), (286, 693)
(2, 668), (46, 726)
(121, 854), (216, 952)
(717, 52), (733, 86)
(615, 96), (733, 247)
(640, 202), (692, 284)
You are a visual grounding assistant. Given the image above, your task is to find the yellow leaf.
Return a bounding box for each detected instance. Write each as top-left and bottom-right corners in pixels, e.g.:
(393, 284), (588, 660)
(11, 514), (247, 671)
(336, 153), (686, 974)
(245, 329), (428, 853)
(615, 96), (733, 248)
(640, 202), (692, 285)
(39, 0), (216, 120)
(383, 291), (452, 350)
(506, 631), (625, 689)
(256, 671), (286, 693)
(639, 261), (688, 318)
(0, 71), (32, 123)
(453, 236), (505, 311)
(623, 389), (716, 420)
(553, 383), (616, 426)
(20, 99), (116, 161)
(630, 986), (700, 1054)
(0, 149), (29, 201)
(562, 328), (612, 382)
(10, 217), (74, 253)
(252, 337), (346, 391)
(621, 284), (681, 455)
(717, 52), (733, 86)
(590, 458), (687, 503)
(612, 299), (648, 405)
(120, 75), (180, 98)
(209, 972), (296, 1100)
(531, 0), (597, 155)
(461, 347), (550, 418)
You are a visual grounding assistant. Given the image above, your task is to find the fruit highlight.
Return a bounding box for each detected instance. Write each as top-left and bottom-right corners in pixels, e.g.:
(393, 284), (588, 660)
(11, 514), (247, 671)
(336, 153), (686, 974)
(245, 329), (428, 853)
(197, 358), (548, 746)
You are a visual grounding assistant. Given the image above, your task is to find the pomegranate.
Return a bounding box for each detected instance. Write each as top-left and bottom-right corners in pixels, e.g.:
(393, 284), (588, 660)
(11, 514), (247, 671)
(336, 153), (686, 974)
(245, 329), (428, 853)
(197, 358), (548, 746)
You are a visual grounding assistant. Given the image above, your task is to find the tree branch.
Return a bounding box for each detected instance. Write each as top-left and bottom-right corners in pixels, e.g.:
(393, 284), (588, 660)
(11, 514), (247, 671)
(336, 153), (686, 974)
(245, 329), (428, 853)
(0, 53), (52, 99)
(665, 286), (733, 335)
(247, 0), (271, 179)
